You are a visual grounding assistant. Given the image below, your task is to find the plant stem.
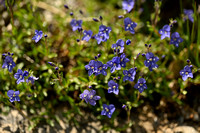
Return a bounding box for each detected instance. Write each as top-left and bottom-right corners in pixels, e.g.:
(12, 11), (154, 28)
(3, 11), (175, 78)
(137, 91), (140, 102)
(127, 109), (130, 123)
(45, 37), (48, 57)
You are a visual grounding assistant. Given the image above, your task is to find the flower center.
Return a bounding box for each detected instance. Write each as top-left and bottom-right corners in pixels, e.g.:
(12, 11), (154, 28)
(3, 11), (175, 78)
(90, 95), (93, 99)
(185, 72), (188, 75)
(105, 107), (109, 112)
(113, 86), (116, 89)
(84, 94), (87, 97)
(13, 93), (16, 97)
(140, 83), (143, 86)
(99, 67), (102, 70)
(128, 74), (131, 77)
(149, 58), (152, 61)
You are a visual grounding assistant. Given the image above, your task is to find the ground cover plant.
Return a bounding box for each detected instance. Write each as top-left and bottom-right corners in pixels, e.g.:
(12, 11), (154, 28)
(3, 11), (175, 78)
(0, 0), (200, 132)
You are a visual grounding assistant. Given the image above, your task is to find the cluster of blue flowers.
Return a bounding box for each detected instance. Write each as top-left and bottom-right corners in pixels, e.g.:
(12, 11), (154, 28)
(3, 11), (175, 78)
(76, 0), (160, 118)
(14, 69), (38, 84)
(2, 0), (196, 121)
(2, 53), (38, 102)
(159, 8), (194, 47)
(85, 60), (108, 76)
(80, 1), (195, 118)
(158, 10), (194, 81)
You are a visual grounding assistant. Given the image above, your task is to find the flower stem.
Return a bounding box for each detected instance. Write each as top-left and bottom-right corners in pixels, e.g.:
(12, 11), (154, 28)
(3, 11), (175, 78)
(45, 37), (48, 57)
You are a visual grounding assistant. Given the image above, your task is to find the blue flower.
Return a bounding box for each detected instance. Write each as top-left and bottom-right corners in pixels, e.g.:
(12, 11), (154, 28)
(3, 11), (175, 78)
(48, 62), (56, 67)
(85, 60), (98, 76)
(70, 19), (83, 31)
(101, 104), (115, 118)
(82, 30), (93, 42)
(120, 53), (130, 68)
(124, 17), (137, 34)
(126, 39), (131, 45)
(94, 33), (105, 44)
(134, 78), (147, 93)
(170, 32), (183, 47)
(180, 65), (193, 81)
(80, 89), (101, 106)
(111, 39), (124, 54)
(144, 52), (159, 71)
(122, 0), (134, 13)
(7, 90), (20, 102)
(99, 25), (112, 40)
(184, 9), (194, 23)
(108, 80), (119, 95)
(32, 30), (43, 43)
(85, 60), (107, 76)
(159, 25), (170, 40)
(123, 68), (136, 82)
(107, 57), (121, 73)
(14, 69), (29, 84)
(95, 25), (111, 44)
(26, 76), (39, 84)
(2, 55), (16, 72)
(95, 61), (108, 76)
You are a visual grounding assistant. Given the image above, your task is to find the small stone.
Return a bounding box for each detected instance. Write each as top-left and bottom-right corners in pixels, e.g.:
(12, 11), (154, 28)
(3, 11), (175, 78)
(173, 126), (198, 133)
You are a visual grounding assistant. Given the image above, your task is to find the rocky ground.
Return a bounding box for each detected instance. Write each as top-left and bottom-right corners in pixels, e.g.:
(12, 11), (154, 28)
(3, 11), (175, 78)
(1, 103), (200, 133)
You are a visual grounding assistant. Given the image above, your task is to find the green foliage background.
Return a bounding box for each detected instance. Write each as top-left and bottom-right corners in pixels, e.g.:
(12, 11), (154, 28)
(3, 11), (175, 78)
(0, 0), (200, 131)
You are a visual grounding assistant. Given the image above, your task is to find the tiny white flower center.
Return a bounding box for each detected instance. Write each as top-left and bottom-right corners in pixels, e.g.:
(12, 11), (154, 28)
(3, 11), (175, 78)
(90, 95), (93, 99)
(105, 107), (109, 112)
